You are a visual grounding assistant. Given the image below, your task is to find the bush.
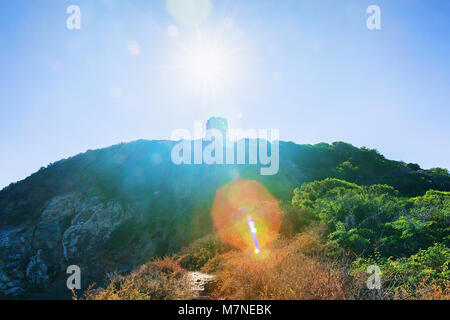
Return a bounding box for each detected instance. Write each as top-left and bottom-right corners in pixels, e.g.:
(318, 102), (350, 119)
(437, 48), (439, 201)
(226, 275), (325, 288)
(292, 179), (449, 258)
(200, 254), (225, 274)
(175, 235), (234, 270)
(81, 258), (193, 300)
(351, 243), (450, 299)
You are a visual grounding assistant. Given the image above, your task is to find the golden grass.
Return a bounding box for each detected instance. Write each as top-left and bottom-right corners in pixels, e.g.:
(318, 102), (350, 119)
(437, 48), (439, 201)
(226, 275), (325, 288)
(210, 229), (347, 300)
(80, 225), (448, 300)
(81, 257), (194, 300)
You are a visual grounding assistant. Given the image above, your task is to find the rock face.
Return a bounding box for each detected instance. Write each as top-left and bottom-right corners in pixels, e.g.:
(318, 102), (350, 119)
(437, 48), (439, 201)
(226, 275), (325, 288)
(0, 193), (157, 298)
(187, 272), (216, 300)
(0, 228), (29, 297)
(26, 250), (49, 288)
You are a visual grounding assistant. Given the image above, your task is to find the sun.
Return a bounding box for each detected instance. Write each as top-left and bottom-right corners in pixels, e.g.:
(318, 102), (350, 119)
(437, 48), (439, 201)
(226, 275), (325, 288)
(174, 38), (237, 94)
(186, 45), (227, 84)
(184, 43), (233, 93)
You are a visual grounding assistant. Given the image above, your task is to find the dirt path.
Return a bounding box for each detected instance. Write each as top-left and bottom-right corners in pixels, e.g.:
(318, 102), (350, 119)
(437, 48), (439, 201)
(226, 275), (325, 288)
(187, 271), (215, 300)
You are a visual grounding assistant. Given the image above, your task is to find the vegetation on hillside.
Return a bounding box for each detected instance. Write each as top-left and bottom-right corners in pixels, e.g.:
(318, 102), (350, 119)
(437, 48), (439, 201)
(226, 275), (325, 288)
(2, 141), (449, 226)
(0, 140), (448, 299)
(87, 178), (449, 300)
(78, 257), (194, 300)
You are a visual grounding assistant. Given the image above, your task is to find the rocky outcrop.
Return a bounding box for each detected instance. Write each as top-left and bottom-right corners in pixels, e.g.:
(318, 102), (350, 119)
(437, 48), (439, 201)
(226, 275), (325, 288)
(0, 228), (29, 297)
(61, 198), (131, 262)
(26, 250), (49, 288)
(0, 193), (156, 298)
(187, 272), (216, 300)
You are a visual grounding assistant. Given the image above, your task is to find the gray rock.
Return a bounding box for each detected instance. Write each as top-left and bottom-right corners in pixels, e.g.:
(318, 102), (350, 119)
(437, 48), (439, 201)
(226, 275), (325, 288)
(0, 228), (28, 264)
(0, 228), (22, 249)
(6, 280), (22, 288)
(0, 271), (11, 283)
(26, 249), (49, 288)
(12, 269), (25, 280)
(1, 192), (153, 297)
(61, 198), (132, 262)
(6, 261), (21, 269)
(30, 194), (81, 266)
(4, 286), (25, 296)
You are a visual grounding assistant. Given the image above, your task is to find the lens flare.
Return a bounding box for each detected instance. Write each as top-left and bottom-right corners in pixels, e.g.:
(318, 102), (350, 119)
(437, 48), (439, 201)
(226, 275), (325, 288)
(211, 180), (280, 252)
(247, 215), (261, 254)
(167, 0), (211, 26)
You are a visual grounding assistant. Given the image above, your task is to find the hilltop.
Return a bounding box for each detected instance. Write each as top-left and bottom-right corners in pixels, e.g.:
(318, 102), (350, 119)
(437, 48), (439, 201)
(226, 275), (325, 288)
(0, 139), (449, 298)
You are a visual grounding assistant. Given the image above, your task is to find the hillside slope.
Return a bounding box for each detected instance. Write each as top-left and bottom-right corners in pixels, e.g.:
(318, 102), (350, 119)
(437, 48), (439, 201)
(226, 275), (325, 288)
(0, 139), (449, 298)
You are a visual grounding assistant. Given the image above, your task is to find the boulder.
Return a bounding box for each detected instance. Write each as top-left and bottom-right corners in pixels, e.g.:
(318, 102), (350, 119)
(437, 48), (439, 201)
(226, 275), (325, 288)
(26, 249), (49, 288)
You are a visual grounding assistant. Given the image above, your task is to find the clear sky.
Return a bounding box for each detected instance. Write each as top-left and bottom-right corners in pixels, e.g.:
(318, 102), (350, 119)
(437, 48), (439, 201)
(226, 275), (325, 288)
(0, 0), (449, 189)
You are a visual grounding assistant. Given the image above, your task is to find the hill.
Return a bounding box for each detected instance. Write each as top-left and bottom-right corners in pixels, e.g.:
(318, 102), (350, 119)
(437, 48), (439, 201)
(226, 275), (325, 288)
(0, 139), (449, 298)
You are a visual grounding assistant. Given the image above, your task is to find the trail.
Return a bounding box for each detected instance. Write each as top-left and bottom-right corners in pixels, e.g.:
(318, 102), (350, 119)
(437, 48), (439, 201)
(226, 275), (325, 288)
(187, 271), (215, 300)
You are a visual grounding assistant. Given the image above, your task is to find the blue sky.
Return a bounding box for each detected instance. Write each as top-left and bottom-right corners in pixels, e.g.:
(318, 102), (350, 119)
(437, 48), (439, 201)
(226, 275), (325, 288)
(0, 0), (449, 189)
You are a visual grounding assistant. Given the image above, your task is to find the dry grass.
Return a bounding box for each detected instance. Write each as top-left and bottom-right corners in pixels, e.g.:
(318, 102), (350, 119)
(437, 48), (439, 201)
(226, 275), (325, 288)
(348, 270), (450, 300)
(413, 279), (450, 300)
(152, 256), (186, 277)
(80, 257), (194, 300)
(78, 226), (448, 300)
(392, 278), (450, 300)
(210, 229), (348, 300)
